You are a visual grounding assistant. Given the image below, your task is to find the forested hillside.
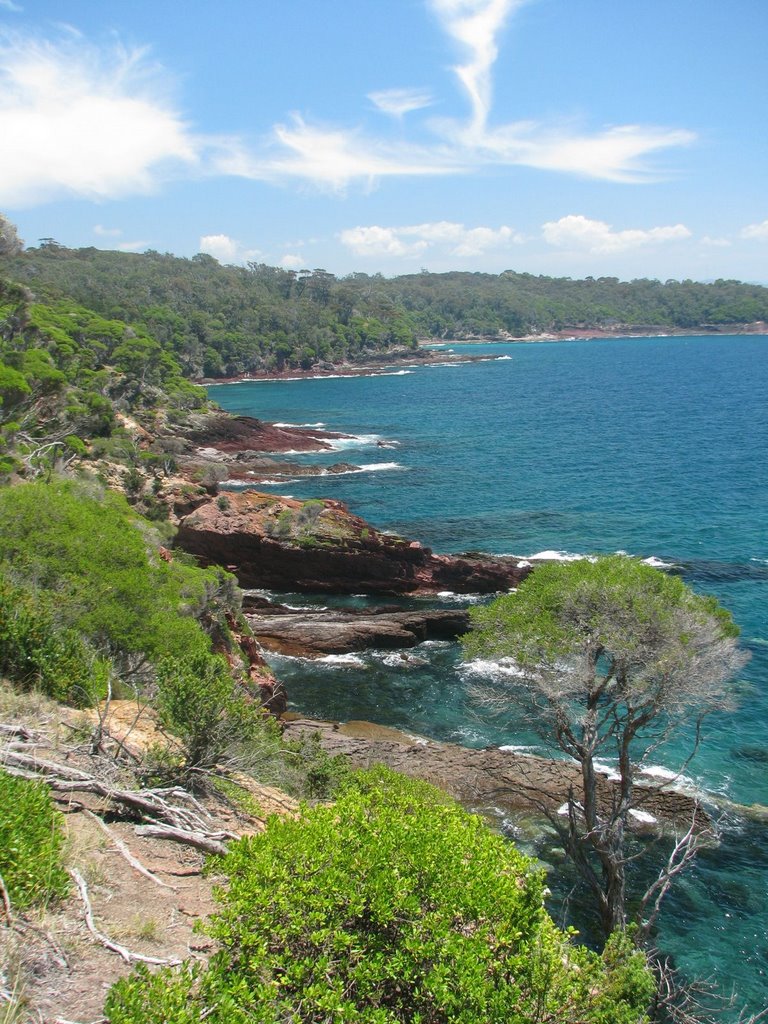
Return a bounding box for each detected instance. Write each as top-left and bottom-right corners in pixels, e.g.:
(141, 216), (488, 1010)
(3, 241), (767, 379)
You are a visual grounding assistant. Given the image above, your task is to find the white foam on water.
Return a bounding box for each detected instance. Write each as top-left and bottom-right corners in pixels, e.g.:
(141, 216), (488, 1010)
(642, 556), (677, 569)
(498, 744), (537, 755)
(594, 760), (622, 782)
(371, 369), (414, 376)
(324, 433), (382, 450)
(230, 478), (286, 486)
(273, 421), (326, 428)
(528, 550), (597, 563)
(434, 590), (484, 604)
(639, 764), (679, 781)
(357, 462), (403, 472)
(495, 355), (513, 360)
(516, 559), (532, 568)
(377, 652), (428, 668)
(316, 653), (367, 668)
(460, 658), (526, 681)
(629, 809), (657, 824)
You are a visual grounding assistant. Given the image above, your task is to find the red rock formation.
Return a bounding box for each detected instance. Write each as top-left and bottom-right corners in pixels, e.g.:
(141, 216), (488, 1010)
(186, 413), (350, 454)
(175, 490), (532, 596)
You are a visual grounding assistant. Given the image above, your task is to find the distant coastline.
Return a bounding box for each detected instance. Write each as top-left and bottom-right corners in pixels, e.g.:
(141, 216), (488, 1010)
(200, 324), (767, 385)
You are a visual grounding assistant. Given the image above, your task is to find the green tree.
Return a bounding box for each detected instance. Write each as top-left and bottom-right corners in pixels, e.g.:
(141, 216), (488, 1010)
(461, 555), (747, 941)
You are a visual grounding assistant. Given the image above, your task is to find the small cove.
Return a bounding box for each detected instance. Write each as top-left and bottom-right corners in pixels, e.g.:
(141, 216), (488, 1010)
(210, 335), (768, 1014)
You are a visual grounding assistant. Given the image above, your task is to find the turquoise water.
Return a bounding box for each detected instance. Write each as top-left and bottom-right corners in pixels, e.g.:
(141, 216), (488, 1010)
(210, 336), (768, 1013)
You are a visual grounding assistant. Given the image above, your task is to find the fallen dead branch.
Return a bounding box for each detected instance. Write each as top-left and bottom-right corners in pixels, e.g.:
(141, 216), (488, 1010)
(70, 869), (183, 967)
(82, 809), (177, 890)
(135, 823), (230, 856)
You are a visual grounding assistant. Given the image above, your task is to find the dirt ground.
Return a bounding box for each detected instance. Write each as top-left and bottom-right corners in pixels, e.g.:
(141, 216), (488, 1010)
(0, 692), (298, 1024)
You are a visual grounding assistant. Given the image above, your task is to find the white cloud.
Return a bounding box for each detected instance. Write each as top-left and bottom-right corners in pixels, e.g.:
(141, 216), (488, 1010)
(216, 114), (455, 191)
(741, 219), (768, 241)
(93, 224), (122, 238)
(0, 31), (203, 206)
(340, 220), (523, 259)
(368, 88), (433, 117)
(542, 215), (692, 254)
(0, 1), (23, 12)
(701, 235), (732, 248)
(279, 253), (305, 269)
(199, 233), (262, 265)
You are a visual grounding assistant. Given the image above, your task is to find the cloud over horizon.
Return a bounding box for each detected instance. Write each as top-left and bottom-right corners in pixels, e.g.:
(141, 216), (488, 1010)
(542, 215), (692, 254)
(340, 220), (523, 259)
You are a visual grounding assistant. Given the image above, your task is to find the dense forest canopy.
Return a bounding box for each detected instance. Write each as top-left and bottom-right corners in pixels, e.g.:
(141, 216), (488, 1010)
(3, 242), (767, 379)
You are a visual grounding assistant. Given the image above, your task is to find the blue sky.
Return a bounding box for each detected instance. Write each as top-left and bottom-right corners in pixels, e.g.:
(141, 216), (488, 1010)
(1, 0), (766, 282)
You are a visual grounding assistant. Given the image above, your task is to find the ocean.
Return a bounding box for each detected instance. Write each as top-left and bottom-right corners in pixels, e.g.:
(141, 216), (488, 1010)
(209, 334), (768, 1014)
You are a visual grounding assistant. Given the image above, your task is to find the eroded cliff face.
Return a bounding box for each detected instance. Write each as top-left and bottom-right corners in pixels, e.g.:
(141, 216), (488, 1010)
(175, 490), (532, 595)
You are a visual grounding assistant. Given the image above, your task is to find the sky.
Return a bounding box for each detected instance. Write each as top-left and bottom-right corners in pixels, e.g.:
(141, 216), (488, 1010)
(1, 0), (766, 282)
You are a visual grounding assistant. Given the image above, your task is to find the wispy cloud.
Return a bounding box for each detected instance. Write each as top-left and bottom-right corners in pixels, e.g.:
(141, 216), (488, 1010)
(93, 224), (122, 238)
(340, 220), (523, 258)
(741, 219), (768, 241)
(430, 0), (524, 136)
(232, 0), (694, 189)
(0, 3), (698, 208)
(0, 1), (23, 12)
(542, 214), (692, 254)
(199, 233), (262, 265)
(0, 31), (201, 205)
(368, 88), (434, 117)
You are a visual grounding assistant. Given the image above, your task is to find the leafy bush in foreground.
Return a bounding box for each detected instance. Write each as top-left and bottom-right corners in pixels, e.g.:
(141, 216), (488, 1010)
(0, 769), (69, 910)
(106, 768), (654, 1023)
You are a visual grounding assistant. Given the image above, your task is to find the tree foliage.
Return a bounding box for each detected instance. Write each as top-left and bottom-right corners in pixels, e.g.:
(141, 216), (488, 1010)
(462, 555), (748, 939)
(0, 480), (243, 683)
(3, 243), (767, 382)
(105, 767), (655, 1023)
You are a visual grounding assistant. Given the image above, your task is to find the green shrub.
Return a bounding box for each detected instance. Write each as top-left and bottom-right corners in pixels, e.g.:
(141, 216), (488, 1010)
(0, 581), (110, 706)
(0, 769), (69, 910)
(155, 652), (282, 778)
(0, 480), (230, 669)
(106, 768), (653, 1023)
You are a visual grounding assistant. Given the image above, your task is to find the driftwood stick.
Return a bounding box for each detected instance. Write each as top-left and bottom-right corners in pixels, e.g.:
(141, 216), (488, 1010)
(70, 869), (182, 967)
(82, 809), (177, 890)
(135, 823), (231, 856)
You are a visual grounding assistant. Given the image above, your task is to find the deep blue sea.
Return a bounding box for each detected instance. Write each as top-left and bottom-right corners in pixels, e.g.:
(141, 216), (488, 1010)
(210, 335), (768, 1015)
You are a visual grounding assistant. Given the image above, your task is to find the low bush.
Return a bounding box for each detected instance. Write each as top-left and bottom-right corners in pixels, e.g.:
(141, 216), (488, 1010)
(0, 769), (69, 910)
(105, 768), (654, 1023)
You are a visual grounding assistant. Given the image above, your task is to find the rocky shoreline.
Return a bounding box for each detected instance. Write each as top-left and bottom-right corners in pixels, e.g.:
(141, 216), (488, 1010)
(161, 410), (705, 829)
(282, 718), (703, 829)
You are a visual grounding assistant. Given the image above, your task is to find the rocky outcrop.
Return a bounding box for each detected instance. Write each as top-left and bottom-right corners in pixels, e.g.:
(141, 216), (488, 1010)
(175, 490), (532, 595)
(185, 412), (350, 453)
(282, 719), (704, 828)
(245, 607), (471, 656)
